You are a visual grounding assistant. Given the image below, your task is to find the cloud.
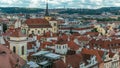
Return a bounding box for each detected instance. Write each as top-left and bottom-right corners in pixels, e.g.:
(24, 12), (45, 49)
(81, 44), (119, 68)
(0, 0), (120, 9)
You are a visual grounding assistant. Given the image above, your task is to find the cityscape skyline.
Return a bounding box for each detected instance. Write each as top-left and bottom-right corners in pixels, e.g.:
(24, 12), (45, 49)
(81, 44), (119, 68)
(0, 0), (120, 9)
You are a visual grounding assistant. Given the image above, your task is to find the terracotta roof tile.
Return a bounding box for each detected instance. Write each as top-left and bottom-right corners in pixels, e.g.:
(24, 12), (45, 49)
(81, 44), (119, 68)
(56, 39), (67, 44)
(25, 18), (52, 28)
(10, 28), (26, 37)
(67, 41), (80, 51)
(39, 42), (53, 49)
(53, 60), (67, 68)
(81, 48), (103, 63)
(0, 45), (26, 68)
(84, 32), (99, 36)
(65, 54), (82, 68)
(78, 36), (90, 41)
(27, 41), (36, 49)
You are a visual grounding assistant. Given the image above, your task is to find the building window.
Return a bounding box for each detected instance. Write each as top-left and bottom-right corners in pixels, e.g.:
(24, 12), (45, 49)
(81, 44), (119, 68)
(38, 30), (40, 34)
(32, 30), (34, 34)
(13, 46), (16, 53)
(59, 46), (61, 49)
(22, 29), (26, 34)
(22, 46), (24, 55)
(57, 45), (58, 49)
(54, 23), (57, 26)
(63, 46), (65, 49)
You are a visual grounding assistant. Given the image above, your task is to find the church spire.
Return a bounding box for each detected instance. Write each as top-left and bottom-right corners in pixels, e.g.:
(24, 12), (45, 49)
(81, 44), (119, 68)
(45, 0), (49, 16)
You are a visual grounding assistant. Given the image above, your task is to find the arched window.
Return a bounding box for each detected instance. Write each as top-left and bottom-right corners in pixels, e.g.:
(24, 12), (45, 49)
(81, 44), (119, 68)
(32, 30), (34, 35)
(38, 30), (40, 34)
(22, 46), (24, 55)
(13, 46), (16, 53)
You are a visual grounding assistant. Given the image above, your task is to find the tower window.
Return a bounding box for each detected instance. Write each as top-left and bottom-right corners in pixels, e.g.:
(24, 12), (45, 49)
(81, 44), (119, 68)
(22, 46), (24, 55)
(13, 46), (16, 53)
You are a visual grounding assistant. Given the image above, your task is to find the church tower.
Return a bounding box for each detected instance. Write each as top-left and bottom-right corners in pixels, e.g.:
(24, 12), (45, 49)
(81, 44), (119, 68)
(9, 28), (28, 60)
(44, 0), (51, 21)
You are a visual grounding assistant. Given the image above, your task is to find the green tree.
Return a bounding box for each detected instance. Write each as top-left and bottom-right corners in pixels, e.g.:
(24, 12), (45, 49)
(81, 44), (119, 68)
(91, 28), (98, 32)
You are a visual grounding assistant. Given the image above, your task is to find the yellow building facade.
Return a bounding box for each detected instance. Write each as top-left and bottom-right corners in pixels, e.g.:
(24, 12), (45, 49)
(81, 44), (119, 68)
(22, 18), (58, 36)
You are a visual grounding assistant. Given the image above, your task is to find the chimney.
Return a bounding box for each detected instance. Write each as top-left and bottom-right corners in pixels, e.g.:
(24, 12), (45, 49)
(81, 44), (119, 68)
(62, 55), (66, 63)
(68, 35), (70, 41)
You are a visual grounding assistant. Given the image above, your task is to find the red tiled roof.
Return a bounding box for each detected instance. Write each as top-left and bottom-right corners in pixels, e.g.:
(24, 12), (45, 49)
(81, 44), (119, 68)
(78, 36), (90, 41)
(89, 38), (120, 49)
(60, 27), (93, 30)
(10, 28), (26, 37)
(65, 54), (82, 68)
(0, 45), (26, 68)
(53, 60), (67, 68)
(72, 32), (81, 36)
(25, 18), (52, 28)
(3, 28), (15, 36)
(27, 52), (35, 61)
(28, 25), (52, 28)
(27, 41), (36, 49)
(81, 48), (103, 63)
(56, 39), (67, 44)
(36, 35), (42, 40)
(39, 42), (53, 49)
(84, 32), (99, 36)
(57, 34), (68, 42)
(67, 41), (80, 51)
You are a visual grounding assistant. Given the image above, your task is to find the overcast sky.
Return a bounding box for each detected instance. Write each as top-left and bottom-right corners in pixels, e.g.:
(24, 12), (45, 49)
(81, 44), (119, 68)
(0, 0), (120, 9)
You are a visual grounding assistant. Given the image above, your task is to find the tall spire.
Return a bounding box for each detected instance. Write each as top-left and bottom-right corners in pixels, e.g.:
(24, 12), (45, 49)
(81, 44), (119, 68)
(45, 0), (49, 16)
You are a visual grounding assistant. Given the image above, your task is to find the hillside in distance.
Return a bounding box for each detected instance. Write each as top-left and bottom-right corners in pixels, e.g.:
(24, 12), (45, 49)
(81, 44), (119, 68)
(0, 7), (120, 15)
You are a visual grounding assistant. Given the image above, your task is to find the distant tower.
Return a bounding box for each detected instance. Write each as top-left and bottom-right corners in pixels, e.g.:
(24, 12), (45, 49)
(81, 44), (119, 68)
(45, 0), (49, 16)
(44, 0), (51, 21)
